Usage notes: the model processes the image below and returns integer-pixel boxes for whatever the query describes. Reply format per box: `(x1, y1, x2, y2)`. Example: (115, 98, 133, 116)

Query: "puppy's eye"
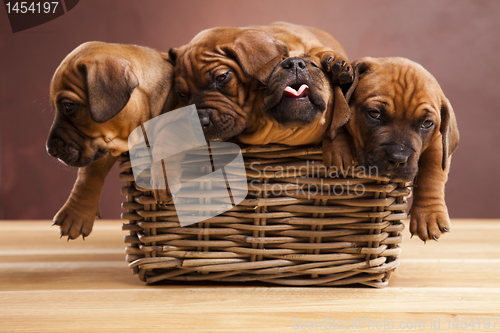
(215, 72, 229, 83)
(177, 92, 188, 100)
(421, 119, 434, 129)
(62, 102, 76, 116)
(367, 109, 381, 120)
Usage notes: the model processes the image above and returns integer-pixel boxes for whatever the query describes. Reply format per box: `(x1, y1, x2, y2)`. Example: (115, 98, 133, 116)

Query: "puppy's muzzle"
(46, 137, 62, 158)
(46, 134, 80, 165)
(385, 145, 413, 168)
(365, 144, 417, 181)
(46, 136, 75, 159)
(197, 108, 212, 128)
(281, 57, 307, 75)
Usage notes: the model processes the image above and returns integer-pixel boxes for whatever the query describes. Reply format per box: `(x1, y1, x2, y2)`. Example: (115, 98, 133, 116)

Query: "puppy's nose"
(387, 154, 408, 167)
(281, 57, 307, 74)
(46, 137, 62, 158)
(385, 146, 413, 168)
(47, 145, 58, 158)
(197, 109, 212, 128)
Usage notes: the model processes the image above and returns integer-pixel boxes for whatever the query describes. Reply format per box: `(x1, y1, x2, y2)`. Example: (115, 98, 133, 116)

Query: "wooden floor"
(1, 219, 499, 332)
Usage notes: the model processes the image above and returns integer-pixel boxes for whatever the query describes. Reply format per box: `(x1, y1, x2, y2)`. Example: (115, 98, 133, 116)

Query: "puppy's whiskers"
(252, 85, 268, 93)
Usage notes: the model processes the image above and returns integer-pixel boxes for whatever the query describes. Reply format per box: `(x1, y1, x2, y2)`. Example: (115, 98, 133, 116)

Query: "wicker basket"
(119, 144, 409, 288)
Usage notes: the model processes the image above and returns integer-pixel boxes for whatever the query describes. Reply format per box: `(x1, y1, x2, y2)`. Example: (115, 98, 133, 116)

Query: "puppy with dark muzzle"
(238, 22, 354, 168)
(46, 42, 176, 240)
(338, 57, 459, 242)
(168, 22, 353, 152)
(239, 55, 339, 146)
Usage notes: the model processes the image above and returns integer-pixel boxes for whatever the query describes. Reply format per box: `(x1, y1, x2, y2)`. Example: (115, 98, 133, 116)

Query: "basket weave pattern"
(120, 145, 408, 288)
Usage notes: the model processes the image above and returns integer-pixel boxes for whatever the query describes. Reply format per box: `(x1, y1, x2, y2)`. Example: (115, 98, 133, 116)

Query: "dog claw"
(410, 233, 414, 239)
(432, 235, 438, 242)
(442, 227, 449, 233)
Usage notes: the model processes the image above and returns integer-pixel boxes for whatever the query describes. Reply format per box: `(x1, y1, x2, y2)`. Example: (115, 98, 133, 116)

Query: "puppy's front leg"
(410, 142, 451, 242)
(53, 154, 118, 240)
(322, 127, 356, 170)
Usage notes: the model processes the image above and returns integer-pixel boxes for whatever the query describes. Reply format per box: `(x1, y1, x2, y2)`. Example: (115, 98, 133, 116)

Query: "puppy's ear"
(222, 29, 289, 83)
(440, 96, 459, 170)
(159, 52, 178, 111)
(83, 55, 139, 123)
(329, 85, 351, 138)
(343, 59, 371, 103)
(329, 60, 371, 138)
(167, 46, 185, 66)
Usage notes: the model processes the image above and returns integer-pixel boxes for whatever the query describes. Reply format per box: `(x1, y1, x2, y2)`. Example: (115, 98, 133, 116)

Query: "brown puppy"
(46, 41, 176, 240)
(238, 22, 353, 163)
(168, 25, 289, 141)
(340, 57, 459, 242)
(170, 22, 353, 167)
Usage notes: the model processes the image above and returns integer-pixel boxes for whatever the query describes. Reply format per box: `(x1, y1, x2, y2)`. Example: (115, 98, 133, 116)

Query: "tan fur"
(46, 42, 175, 240)
(238, 22, 352, 151)
(342, 57, 459, 241)
(170, 22, 353, 167)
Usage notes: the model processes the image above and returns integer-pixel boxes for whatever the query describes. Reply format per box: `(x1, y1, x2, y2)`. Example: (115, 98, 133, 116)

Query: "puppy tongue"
(284, 84, 309, 98)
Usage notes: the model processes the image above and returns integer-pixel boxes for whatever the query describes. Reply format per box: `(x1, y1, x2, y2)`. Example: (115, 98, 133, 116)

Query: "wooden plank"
(1, 219, 499, 332)
(401, 219, 500, 260)
(2, 258, 500, 291)
(1, 288, 499, 332)
(0, 220, 125, 250)
(391, 259, 500, 288)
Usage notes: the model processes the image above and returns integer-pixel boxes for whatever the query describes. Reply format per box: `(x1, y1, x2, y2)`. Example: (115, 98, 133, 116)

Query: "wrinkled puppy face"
(263, 56, 330, 126)
(169, 27, 288, 141)
(347, 57, 451, 182)
(46, 42, 139, 167)
(171, 46, 250, 141)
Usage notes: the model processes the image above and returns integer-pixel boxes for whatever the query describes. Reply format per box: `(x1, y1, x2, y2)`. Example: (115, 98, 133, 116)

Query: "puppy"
(238, 22, 353, 165)
(340, 57, 459, 242)
(168, 25, 289, 141)
(169, 22, 354, 167)
(46, 41, 176, 240)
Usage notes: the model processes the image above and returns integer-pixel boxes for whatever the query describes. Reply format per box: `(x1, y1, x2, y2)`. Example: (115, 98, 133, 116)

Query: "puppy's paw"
(322, 131, 356, 169)
(322, 148, 355, 170)
(320, 52, 353, 85)
(53, 201, 99, 240)
(409, 205, 451, 242)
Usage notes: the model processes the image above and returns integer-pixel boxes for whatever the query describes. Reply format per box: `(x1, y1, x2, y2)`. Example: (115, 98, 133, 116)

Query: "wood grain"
(1, 219, 499, 332)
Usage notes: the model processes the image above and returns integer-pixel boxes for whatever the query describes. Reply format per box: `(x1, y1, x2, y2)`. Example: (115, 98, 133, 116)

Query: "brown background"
(1, 0, 499, 220)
